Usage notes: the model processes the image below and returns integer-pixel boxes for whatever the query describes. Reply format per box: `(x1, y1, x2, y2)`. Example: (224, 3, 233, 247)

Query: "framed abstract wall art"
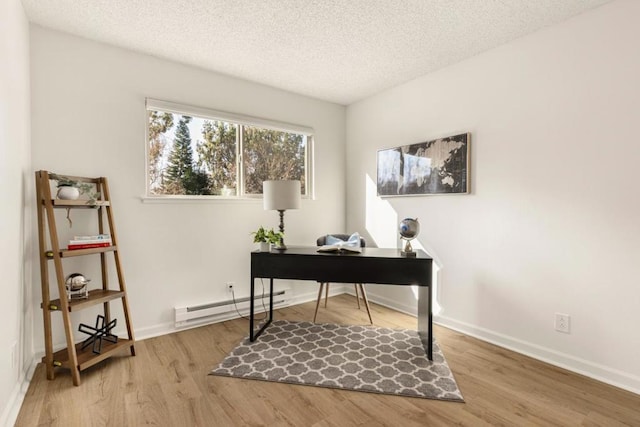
(377, 132, 470, 196)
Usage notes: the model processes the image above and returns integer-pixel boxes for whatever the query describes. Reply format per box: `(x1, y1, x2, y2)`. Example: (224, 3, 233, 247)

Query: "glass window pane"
(147, 110, 237, 196)
(242, 126, 307, 195)
(148, 110, 176, 195)
(146, 102, 311, 199)
(196, 120, 238, 196)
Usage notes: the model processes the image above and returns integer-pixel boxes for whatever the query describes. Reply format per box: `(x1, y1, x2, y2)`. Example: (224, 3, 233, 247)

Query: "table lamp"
(263, 180, 301, 250)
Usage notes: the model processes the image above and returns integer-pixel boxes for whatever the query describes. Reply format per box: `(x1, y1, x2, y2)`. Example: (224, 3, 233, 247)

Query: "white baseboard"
(351, 289, 418, 317)
(0, 358, 38, 427)
(0, 382, 22, 427)
(360, 290, 640, 396)
(435, 315, 640, 396)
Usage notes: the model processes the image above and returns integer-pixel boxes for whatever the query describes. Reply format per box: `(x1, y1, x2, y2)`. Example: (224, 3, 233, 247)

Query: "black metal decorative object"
(78, 315, 118, 354)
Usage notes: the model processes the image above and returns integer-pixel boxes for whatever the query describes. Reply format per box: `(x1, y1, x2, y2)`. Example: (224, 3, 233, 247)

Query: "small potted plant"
(51, 174, 101, 227)
(252, 226, 284, 251)
(56, 177, 81, 200)
(53, 175, 99, 206)
(266, 228, 284, 249)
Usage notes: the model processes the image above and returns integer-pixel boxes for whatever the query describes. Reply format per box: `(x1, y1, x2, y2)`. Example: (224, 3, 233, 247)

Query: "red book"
(67, 242, 111, 250)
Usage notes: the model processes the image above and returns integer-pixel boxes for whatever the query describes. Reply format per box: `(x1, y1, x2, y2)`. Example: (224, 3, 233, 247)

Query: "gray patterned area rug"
(210, 320, 463, 401)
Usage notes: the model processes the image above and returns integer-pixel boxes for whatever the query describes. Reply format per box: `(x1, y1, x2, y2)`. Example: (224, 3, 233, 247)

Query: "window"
(146, 99, 312, 198)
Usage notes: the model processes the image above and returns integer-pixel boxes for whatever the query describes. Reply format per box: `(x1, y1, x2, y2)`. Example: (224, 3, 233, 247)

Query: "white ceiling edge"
(21, 0, 614, 105)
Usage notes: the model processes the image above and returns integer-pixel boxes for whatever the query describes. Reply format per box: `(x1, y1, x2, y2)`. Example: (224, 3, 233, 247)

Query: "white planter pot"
(57, 186, 80, 200)
(259, 242, 270, 252)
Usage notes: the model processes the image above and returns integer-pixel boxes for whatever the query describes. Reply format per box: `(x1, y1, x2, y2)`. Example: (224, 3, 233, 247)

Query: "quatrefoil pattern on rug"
(211, 320, 463, 401)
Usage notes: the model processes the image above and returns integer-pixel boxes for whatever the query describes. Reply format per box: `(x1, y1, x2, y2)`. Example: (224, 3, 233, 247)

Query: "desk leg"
(250, 275, 255, 341)
(417, 285, 433, 361)
(249, 276, 273, 342)
(269, 278, 274, 320)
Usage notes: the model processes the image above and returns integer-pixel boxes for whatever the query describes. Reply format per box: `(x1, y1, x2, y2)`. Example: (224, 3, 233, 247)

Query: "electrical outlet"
(555, 313, 571, 333)
(226, 282, 234, 292)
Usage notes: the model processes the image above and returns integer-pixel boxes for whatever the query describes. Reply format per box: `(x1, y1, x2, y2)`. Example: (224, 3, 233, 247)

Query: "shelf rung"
(45, 246, 117, 258)
(44, 338, 134, 371)
(50, 199, 109, 208)
(43, 289, 126, 312)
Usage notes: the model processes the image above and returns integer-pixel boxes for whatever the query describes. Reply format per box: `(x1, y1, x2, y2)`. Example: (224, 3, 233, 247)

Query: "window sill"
(140, 195, 262, 204)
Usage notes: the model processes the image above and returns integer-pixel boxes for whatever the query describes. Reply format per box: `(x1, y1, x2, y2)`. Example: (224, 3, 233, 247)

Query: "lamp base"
(274, 236, 287, 251)
(274, 210, 287, 250)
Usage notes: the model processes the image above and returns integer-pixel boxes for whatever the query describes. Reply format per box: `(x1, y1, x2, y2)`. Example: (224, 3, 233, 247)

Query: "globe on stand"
(399, 218, 420, 257)
(65, 273, 90, 300)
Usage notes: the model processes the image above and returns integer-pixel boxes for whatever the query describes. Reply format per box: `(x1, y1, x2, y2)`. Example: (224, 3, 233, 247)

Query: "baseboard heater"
(174, 289, 289, 328)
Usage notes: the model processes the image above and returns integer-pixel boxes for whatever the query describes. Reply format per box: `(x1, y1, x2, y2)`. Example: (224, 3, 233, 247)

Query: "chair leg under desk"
(314, 283, 325, 323)
(324, 283, 329, 307)
(358, 284, 373, 325)
(313, 282, 373, 325)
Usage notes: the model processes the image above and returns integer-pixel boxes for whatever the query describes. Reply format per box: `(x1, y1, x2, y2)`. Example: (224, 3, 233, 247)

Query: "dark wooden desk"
(250, 246, 434, 360)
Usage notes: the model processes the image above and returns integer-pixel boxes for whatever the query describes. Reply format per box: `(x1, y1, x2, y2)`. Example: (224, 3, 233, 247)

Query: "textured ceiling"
(21, 0, 613, 105)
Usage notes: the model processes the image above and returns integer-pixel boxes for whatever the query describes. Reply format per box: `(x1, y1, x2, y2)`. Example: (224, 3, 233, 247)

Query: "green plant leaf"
(251, 226, 268, 243)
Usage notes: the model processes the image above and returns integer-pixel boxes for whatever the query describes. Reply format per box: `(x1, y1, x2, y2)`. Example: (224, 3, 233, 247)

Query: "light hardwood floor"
(16, 294, 640, 426)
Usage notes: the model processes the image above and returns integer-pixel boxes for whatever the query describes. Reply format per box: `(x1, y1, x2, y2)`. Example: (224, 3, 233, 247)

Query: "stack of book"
(68, 234, 112, 250)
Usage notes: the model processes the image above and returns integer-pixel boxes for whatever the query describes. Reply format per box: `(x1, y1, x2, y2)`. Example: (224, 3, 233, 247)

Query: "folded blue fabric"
(326, 232, 360, 247)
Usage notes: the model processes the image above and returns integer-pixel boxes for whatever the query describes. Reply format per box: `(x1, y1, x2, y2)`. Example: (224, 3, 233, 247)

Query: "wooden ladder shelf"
(35, 170, 135, 386)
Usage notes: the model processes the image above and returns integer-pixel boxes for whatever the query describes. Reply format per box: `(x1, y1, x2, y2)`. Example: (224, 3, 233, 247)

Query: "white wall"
(346, 0, 640, 393)
(30, 26, 346, 346)
(0, 0, 32, 425)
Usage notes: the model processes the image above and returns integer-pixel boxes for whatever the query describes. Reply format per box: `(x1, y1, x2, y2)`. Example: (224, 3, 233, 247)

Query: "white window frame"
(143, 98, 314, 201)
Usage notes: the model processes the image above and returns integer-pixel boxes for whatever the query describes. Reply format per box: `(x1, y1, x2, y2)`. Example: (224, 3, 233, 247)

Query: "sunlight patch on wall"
(365, 174, 397, 248)
(365, 174, 441, 315)
(402, 231, 442, 315)
(409, 238, 442, 315)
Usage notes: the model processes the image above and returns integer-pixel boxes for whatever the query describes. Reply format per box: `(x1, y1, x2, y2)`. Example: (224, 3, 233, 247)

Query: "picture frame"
(377, 132, 470, 196)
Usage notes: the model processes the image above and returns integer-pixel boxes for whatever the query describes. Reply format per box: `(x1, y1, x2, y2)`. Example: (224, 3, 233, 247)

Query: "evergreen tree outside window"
(145, 99, 312, 198)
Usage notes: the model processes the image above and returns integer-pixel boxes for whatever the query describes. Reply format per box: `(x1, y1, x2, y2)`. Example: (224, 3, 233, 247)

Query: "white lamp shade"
(263, 180, 301, 210)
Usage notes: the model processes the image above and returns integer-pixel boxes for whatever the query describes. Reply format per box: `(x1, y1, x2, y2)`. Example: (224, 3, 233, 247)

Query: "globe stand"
(401, 239, 417, 257)
(399, 217, 420, 258)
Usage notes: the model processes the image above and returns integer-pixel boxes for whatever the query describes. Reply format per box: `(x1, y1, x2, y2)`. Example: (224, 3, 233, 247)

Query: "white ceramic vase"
(57, 186, 80, 200)
(259, 242, 270, 252)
